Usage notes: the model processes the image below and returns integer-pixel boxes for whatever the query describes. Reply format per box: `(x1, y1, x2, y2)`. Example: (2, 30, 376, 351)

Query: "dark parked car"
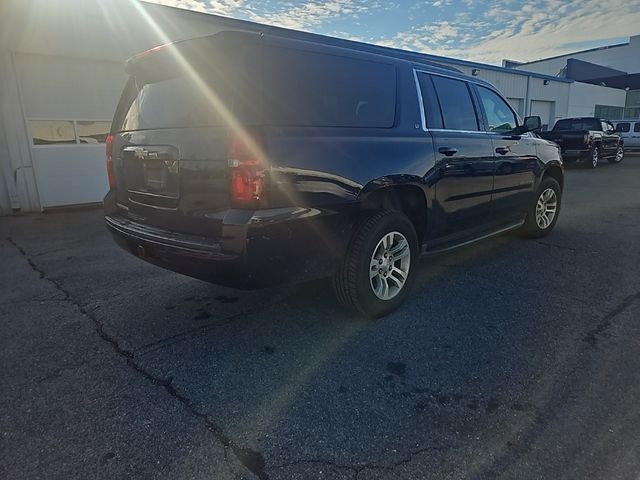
(540, 117, 624, 168)
(104, 30, 564, 318)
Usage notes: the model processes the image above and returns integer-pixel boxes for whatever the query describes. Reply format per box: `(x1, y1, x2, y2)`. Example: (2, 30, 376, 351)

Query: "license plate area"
(123, 145, 180, 206)
(143, 160, 168, 191)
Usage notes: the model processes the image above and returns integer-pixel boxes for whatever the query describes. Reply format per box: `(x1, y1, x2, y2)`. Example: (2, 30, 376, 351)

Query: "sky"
(148, 0, 640, 65)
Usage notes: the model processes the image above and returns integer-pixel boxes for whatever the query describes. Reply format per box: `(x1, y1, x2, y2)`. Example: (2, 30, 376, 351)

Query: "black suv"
(104, 30, 564, 318)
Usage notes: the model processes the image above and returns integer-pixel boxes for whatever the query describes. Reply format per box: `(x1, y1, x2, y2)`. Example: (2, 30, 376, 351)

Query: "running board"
(422, 220, 525, 256)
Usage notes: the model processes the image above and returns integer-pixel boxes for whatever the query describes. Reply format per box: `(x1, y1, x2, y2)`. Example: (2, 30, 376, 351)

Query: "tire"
(333, 210, 418, 319)
(521, 177, 562, 238)
(586, 145, 599, 169)
(608, 144, 624, 164)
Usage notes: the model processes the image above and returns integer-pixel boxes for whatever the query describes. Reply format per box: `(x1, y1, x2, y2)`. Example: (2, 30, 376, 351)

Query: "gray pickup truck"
(540, 117, 624, 169)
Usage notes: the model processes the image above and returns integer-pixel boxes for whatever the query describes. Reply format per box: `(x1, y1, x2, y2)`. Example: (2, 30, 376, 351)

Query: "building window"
(29, 120, 76, 145)
(77, 121, 111, 144)
(594, 105, 624, 120)
(29, 120, 111, 146)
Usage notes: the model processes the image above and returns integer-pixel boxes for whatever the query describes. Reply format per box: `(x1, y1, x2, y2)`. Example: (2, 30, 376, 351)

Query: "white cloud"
(150, 0, 245, 16)
(374, 0, 640, 64)
(247, 0, 371, 30)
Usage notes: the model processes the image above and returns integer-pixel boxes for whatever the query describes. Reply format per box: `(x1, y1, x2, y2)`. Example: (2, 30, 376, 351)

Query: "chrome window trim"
(413, 69, 427, 132)
(413, 68, 488, 134)
(428, 128, 489, 135)
(414, 68, 491, 89)
(413, 67, 524, 135)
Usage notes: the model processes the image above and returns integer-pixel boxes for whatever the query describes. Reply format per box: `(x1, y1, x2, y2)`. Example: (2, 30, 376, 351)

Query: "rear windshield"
(261, 45, 396, 128)
(553, 118, 600, 131)
(114, 36, 260, 132)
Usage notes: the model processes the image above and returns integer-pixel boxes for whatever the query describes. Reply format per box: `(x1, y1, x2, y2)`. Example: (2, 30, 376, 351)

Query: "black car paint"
(105, 31, 563, 289)
(540, 117, 623, 162)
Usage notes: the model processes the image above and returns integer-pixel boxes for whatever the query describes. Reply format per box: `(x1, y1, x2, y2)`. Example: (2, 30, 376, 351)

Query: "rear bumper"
(105, 205, 352, 289)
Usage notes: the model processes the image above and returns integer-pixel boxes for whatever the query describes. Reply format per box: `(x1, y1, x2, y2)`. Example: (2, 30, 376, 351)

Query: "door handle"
(495, 146, 510, 155)
(438, 147, 458, 156)
(502, 135, 521, 140)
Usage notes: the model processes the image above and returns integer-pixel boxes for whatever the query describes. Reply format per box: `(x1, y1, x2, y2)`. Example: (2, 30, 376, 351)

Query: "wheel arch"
(542, 163, 564, 190)
(358, 177, 429, 244)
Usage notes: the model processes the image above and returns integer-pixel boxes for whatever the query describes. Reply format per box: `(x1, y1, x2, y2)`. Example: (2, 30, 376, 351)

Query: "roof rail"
(260, 25, 462, 73)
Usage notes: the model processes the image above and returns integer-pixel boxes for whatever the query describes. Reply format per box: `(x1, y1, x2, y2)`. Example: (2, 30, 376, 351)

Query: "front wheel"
(586, 145, 599, 169)
(521, 177, 562, 238)
(608, 145, 624, 164)
(333, 210, 418, 319)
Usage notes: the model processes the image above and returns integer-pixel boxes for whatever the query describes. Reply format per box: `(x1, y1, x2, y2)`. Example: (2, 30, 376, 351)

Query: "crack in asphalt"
(582, 290, 640, 347)
(7, 236, 270, 480)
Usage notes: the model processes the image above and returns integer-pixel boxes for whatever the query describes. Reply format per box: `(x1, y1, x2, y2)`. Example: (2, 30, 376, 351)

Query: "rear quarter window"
(635, 123, 640, 132)
(261, 46, 396, 128)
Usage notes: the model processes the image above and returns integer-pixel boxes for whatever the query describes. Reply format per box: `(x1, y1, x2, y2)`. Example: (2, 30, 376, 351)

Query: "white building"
(0, 0, 629, 214)
(506, 35, 640, 119)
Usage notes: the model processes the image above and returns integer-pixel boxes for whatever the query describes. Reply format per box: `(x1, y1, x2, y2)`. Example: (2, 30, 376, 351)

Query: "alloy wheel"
(535, 188, 558, 230)
(615, 146, 624, 162)
(369, 231, 411, 301)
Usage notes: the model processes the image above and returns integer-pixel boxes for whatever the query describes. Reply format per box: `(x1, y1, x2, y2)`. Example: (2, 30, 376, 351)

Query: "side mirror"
(520, 116, 541, 133)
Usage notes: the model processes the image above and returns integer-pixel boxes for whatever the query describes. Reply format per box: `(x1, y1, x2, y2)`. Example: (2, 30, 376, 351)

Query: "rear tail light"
(228, 129, 268, 208)
(105, 135, 116, 189)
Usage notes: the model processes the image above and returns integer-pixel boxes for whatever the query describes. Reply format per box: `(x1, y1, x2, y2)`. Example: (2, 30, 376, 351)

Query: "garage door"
(16, 52, 126, 207)
(530, 100, 555, 131)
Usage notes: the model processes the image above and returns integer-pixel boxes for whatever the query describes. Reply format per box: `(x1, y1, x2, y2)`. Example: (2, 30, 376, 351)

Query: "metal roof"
(513, 41, 630, 67)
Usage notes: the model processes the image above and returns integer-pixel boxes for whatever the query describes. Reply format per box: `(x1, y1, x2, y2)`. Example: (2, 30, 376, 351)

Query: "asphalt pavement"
(2, 157, 640, 480)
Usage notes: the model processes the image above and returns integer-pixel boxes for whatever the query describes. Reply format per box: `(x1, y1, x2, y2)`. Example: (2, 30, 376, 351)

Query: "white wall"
(16, 53, 127, 121)
(567, 82, 627, 118)
(0, 49, 42, 213)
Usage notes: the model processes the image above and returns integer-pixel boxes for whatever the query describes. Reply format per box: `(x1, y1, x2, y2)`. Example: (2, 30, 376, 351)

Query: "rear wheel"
(521, 177, 562, 238)
(334, 210, 418, 319)
(608, 144, 624, 164)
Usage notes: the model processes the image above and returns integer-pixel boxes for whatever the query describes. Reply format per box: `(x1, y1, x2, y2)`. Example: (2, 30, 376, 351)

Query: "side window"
(476, 86, 517, 133)
(262, 46, 396, 128)
(601, 121, 609, 132)
(431, 76, 479, 131)
(607, 121, 615, 132)
(616, 122, 630, 133)
(635, 123, 640, 133)
(416, 72, 443, 129)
